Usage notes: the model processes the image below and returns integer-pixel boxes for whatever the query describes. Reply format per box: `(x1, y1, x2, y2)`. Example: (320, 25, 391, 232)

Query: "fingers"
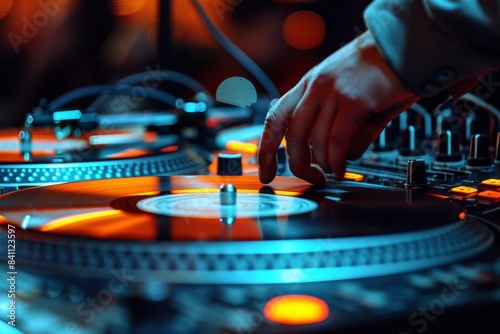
(345, 96, 420, 160)
(327, 106, 361, 180)
(309, 94, 338, 173)
(258, 84, 304, 184)
(285, 93, 327, 185)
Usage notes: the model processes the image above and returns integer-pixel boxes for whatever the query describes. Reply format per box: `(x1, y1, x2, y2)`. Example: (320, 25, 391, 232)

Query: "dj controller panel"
(0, 97, 499, 334)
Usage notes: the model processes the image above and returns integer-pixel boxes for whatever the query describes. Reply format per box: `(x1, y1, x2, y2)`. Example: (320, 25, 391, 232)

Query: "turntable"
(0, 127, 211, 191)
(1, 175, 499, 334)
(0, 22, 499, 334)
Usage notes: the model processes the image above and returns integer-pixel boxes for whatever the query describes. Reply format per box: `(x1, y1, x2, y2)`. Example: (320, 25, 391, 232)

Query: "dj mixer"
(0, 92, 499, 334)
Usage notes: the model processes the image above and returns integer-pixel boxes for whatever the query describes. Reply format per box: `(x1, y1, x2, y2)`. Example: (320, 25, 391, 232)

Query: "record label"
(136, 193, 319, 218)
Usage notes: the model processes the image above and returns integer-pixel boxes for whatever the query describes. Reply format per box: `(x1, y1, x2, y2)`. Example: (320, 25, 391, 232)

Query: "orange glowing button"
(477, 190, 500, 201)
(450, 186, 478, 196)
(264, 294, 329, 325)
(480, 178, 500, 189)
(226, 140, 258, 154)
(343, 172, 364, 182)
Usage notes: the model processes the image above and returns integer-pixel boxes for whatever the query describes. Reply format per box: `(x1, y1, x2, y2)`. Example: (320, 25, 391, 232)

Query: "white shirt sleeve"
(364, 0, 500, 96)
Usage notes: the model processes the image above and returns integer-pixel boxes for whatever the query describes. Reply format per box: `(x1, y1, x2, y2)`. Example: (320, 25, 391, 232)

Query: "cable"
(48, 84, 179, 111)
(458, 93, 500, 123)
(89, 70, 214, 110)
(118, 70, 211, 96)
(189, 0, 281, 100)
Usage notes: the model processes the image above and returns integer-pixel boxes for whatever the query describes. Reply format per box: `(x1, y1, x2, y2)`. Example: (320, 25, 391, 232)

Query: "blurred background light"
(264, 294, 329, 325)
(0, 0, 13, 20)
(111, 0, 148, 16)
(283, 10, 325, 50)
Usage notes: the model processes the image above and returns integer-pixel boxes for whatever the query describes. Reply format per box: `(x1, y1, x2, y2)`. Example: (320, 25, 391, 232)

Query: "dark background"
(0, 0, 372, 128)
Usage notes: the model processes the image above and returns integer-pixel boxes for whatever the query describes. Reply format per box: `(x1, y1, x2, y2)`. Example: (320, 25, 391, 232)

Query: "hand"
(258, 31, 420, 185)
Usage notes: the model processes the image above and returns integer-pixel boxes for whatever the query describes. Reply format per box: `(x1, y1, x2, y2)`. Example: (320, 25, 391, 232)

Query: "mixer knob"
(373, 121, 399, 152)
(466, 134, 493, 169)
(399, 125, 424, 158)
(435, 130, 463, 165)
(459, 111, 475, 151)
(217, 153, 243, 175)
(405, 159, 428, 188)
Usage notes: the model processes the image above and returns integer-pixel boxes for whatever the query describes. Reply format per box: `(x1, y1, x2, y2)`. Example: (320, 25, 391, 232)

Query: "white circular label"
(137, 193, 318, 218)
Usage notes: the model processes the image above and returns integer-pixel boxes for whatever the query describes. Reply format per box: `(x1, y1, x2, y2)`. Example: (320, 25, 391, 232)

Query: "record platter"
(0, 128, 210, 192)
(1, 174, 500, 334)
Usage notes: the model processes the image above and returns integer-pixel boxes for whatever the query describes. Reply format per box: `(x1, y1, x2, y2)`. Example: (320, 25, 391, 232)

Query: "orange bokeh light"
(0, 0, 13, 20)
(283, 10, 326, 50)
(112, 0, 148, 16)
(264, 294, 329, 325)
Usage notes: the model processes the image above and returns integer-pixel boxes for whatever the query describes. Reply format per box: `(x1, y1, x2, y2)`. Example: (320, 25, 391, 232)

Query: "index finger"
(258, 84, 304, 184)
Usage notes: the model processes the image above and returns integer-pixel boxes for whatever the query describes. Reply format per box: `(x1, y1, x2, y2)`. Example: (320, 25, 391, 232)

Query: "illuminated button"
(481, 178, 500, 189)
(226, 140, 258, 154)
(343, 172, 364, 182)
(264, 294, 329, 325)
(477, 190, 500, 201)
(450, 186, 478, 196)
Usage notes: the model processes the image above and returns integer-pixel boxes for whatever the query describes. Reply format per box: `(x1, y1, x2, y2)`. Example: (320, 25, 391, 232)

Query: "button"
(477, 190, 500, 201)
(343, 172, 364, 182)
(437, 68, 456, 82)
(450, 186, 478, 196)
(421, 81, 441, 95)
(481, 178, 500, 189)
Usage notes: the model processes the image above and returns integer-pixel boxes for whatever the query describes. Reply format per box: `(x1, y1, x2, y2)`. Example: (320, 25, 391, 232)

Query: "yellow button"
(225, 140, 258, 154)
(477, 190, 500, 200)
(450, 186, 478, 196)
(343, 172, 364, 182)
(481, 178, 500, 188)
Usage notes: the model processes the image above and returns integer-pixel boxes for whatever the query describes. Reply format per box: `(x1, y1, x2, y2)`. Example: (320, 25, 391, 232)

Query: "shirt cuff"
(364, 0, 500, 96)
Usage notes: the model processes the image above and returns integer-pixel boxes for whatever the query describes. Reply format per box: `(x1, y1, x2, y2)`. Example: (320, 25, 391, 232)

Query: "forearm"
(364, 0, 500, 96)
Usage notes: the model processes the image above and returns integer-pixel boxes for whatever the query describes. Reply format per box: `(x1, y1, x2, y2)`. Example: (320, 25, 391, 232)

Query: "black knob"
(217, 153, 242, 175)
(459, 111, 475, 150)
(435, 130, 463, 164)
(373, 121, 399, 152)
(399, 125, 424, 158)
(405, 159, 428, 188)
(467, 134, 493, 169)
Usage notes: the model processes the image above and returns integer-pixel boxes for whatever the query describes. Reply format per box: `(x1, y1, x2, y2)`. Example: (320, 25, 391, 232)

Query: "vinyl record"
(0, 175, 495, 284)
